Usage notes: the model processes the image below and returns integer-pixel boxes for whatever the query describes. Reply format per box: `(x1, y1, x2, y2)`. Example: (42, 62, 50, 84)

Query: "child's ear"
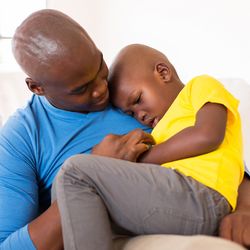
(25, 77, 45, 95)
(155, 62, 172, 83)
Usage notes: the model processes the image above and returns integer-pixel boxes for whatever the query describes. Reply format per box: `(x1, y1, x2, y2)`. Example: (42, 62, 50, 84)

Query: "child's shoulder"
(187, 74, 221, 85)
(186, 74, 224, 91)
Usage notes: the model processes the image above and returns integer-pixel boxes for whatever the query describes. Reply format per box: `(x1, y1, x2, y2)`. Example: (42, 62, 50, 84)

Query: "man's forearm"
(28, 201, 63, 250)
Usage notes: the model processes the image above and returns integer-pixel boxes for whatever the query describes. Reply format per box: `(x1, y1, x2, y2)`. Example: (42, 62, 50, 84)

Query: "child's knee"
(56, 154, 98, 187)
(63, 154, 98, 170)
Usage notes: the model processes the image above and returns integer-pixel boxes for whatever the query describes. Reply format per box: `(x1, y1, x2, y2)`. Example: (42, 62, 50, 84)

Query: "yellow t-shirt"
(152, 75, 244, 210)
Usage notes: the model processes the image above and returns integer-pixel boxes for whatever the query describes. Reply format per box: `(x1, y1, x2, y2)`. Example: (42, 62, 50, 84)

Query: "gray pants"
(53, 154, 230, 250)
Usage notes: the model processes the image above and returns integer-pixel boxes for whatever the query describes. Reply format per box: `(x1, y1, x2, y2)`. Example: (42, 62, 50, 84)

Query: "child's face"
(111, 76, 173, 128)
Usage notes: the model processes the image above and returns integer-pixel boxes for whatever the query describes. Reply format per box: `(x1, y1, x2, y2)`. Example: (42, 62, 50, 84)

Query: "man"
(0, 9, 249, 250)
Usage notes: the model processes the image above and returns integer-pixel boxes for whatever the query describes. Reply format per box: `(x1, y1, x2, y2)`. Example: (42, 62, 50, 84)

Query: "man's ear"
(25, 77, 45, 95)
(155, 62, 172, 83)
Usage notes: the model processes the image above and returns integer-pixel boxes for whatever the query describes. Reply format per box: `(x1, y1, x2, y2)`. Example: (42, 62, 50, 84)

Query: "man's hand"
(92, 129, 155, 162)
(219, 210, 250, 248)
(219, 176, 250, 249)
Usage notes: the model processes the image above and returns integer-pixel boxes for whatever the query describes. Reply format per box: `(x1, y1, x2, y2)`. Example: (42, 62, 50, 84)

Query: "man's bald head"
(12, 9, 99, 84)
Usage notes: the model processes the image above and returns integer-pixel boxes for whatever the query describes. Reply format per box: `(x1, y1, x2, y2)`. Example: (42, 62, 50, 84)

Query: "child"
(108, 43, 244, 228)
(54, 44, 244, 250)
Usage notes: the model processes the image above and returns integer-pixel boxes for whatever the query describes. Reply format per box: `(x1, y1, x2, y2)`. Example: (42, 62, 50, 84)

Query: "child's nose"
(137, 110, 146, 122)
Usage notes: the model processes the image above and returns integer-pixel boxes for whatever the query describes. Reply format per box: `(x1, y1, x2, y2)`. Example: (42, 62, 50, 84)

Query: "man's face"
(42, 51, 109, 113)
(16, 10, 110, 113)
(111, 75, 172, 128)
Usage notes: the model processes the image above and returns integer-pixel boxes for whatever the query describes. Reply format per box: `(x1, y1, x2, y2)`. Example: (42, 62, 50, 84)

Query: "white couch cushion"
(219, 78, 250, 175)
(115, 235, 246, 250)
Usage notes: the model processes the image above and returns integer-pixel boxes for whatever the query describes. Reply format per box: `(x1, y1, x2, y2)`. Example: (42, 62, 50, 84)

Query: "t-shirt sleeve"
(189, 75, 239, 123)
(0, 116, 37, 250)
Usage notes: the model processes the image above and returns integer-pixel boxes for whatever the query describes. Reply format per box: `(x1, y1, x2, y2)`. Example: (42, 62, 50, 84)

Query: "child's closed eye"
(134, 93, 141, 105)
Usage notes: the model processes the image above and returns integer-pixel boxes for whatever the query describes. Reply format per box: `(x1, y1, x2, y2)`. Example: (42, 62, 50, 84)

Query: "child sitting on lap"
(108, 43, 244, 232)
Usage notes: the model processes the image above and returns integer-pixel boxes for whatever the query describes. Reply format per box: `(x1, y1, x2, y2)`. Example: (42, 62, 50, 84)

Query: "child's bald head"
(109, 44, 179, 97)
(108, 44, 183, 127)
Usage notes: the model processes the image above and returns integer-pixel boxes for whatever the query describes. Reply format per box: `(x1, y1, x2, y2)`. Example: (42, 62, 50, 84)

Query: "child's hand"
(92, 129, 155, 162)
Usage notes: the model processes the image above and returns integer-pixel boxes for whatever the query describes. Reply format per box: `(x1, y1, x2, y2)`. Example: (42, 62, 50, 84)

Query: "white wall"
(0, 71, 31, 124)
(1, 0, 249, 123)
(47, 0, 250, 84)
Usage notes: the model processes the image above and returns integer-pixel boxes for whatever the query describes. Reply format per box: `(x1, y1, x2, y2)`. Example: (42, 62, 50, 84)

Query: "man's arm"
(0, 120, 63, 250)
(219, 175, 250, 248)
(139, 102, 227, 164)
(28, 202, 63, 250)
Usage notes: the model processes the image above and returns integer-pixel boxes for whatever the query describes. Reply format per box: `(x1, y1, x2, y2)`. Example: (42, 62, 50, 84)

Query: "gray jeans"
(52, 154, 230, 250)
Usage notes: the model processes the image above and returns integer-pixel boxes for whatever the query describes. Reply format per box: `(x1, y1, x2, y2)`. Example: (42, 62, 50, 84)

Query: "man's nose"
(92, 80, 108, 98)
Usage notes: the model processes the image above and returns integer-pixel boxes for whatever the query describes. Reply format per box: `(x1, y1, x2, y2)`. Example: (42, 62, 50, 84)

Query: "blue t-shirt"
(0, 95, 151, 249)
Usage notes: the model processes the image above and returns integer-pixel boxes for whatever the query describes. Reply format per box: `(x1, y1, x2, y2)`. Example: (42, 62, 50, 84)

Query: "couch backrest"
(220, 78, 250, 174)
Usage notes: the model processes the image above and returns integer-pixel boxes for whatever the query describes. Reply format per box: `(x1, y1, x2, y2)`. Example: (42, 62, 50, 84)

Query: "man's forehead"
(83, 51, 103, 83)
(69, 52, 104, 92)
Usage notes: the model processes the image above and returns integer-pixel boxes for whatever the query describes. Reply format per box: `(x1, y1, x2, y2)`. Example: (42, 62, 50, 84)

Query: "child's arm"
(139, 102, 227, 164)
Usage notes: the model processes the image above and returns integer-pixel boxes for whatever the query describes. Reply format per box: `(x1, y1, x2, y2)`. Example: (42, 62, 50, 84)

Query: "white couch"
(0, 76, 249, 250)
(114, 235, 246, 250)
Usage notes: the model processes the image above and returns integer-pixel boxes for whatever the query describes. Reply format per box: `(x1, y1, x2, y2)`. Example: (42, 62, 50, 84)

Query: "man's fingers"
(125, 143, 150, 161)
(125, 129, 155, 145)
(142, 133, 155, 145)
(219, 215, 232, 240)
(232, 218, 243, 245)
(219, 213, 250, 248)
(134, 143, 151, 160)
(242, 227, 250, 247)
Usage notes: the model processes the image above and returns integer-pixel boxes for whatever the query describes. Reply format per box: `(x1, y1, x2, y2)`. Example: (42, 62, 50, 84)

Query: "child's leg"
(55, 154, 230, 250)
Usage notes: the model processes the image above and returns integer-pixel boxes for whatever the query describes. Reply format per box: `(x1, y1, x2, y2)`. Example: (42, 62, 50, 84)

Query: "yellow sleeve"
(189, 75, 239, 123)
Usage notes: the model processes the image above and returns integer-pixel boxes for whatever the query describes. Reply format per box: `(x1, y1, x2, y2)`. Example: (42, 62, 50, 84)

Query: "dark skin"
(11, 10, 250, 250)
(220, 176, 250, 247)
(12, 10, 152, 250)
